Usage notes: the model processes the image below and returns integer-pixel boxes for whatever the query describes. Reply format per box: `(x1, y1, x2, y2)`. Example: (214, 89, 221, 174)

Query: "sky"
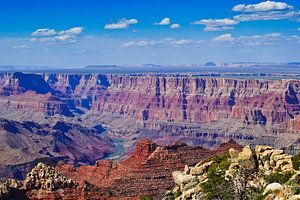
(1, 0, 300, 67)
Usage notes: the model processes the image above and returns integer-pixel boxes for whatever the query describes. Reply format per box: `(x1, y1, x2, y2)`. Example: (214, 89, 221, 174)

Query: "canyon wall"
(0, 72, 299, 149)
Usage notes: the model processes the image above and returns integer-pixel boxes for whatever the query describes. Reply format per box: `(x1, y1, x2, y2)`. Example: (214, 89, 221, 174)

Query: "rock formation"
(0, 72, 300, 184)
(0, 72, 299, 150)
(55, 139, 241, 199)
(165, 145, 300, 200)
(0, 139, 241, 199)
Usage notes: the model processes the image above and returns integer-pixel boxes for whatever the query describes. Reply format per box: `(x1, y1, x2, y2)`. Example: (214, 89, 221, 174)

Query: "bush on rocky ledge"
(164, 145, 300, 200)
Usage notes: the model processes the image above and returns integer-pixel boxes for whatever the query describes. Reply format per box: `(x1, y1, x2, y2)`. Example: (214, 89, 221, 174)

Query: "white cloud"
(212, 34, 234, 42)
(170, 24, 181, 29)
(235, 33, 283, 46)
(30, 35, 77, 44)
(232, 1, 293, 13)
(192, 18, 238, 31)
(58, 27, 83, 35)
(234, 10, 300, 21)
(232, 1, 299, 22)
(121, 32, 299, 48)
(104, 18, 138, 29)
(154, 18, 171, 25)
(31, 28, 57, 36)
(30, 27, 83, 45)
(204, 26, 234, 31)
(193, 18, 238, 26)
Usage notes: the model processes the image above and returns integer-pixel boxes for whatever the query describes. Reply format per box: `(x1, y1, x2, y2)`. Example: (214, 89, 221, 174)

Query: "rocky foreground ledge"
(3, 140, 300, 200)
(165, 145, 300, 200)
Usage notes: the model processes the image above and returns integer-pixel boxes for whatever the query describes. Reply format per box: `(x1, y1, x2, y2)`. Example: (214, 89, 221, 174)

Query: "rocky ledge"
(0, 163, 78, 199)
(165, 145, 300, 200)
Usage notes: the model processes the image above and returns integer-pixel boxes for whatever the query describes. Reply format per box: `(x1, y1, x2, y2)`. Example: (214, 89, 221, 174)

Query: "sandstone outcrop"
(0, 162, 80, 200)
(23, 162, 77, 191)
(165, 145, 300, 200)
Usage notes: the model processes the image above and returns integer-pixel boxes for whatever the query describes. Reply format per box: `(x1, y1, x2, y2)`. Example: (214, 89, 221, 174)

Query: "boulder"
(190, 161, 213, 176)
(264, 183, 283, 194)
(172, 171, 193, 186)
(238, 145, 253, 161)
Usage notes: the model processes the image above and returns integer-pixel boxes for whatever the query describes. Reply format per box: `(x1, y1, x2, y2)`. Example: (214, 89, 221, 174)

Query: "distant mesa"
(287, 62, 300, 66)
(205, 62, 217, 67)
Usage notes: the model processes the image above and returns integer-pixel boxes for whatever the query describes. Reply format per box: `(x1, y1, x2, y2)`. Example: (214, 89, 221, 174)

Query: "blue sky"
(1, 0, 300, 67)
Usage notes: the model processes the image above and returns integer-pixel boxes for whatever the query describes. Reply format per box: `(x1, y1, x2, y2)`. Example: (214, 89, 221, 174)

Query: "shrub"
(292, 153, 300, 170)
(200, 152, 235, 200)
(264, 171, 294, 185)
(174, 190, 182, 198)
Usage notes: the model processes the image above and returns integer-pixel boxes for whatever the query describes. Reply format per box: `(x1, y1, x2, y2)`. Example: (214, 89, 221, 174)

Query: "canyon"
(0, 72, 300, 180)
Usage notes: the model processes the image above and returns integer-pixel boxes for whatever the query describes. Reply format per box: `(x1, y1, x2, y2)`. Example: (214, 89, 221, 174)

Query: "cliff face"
(0, 72, 299, 148)
(95, 75, 300, 129)
(1, 73, 299, 128)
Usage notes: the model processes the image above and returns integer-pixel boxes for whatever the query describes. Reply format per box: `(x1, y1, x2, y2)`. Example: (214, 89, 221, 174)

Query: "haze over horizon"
(1, 0, 300, 67)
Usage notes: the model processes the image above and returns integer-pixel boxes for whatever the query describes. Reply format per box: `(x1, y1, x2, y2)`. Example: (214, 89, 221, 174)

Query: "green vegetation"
(174, 190, 182, 198)
(264, 171, 294, 185)
(140, 195, 153, 200)
(200, 153, 235, 200)
(292, 153, 300, 170)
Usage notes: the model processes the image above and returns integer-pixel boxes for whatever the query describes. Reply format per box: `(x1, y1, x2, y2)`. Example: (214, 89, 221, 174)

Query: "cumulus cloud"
(104, 18, 138, 29)
(234, 10, 300, 21)
(31, 28, 57, 36)
(192, 18, 238, 31)
(232, 1, 299, 21)
(170, 39, 193, 45)
(58, 27, 83, 35)
(154, 18, 171, 25)
(212, 34, 234, 42)
(30, 27, 83, 45)
(170, 24, 181, 29)
(232, 1, 293, 13)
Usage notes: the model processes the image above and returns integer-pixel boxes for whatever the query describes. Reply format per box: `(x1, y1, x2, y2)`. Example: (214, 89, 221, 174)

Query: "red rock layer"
(93, 76, 300, 134)
(56, 139, 242, 199)
(0, 73, 299, 134)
